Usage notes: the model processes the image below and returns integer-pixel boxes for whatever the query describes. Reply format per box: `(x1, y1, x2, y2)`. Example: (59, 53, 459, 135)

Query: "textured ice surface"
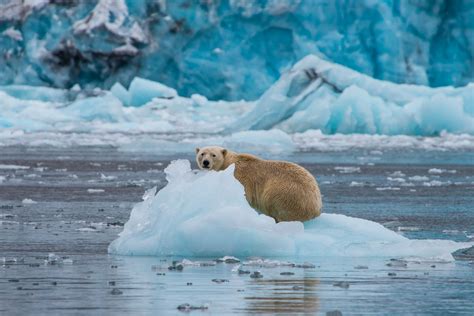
(1, 55, 473, 138)
(108, 160, 472, 260)
(0, 0, 472, 100)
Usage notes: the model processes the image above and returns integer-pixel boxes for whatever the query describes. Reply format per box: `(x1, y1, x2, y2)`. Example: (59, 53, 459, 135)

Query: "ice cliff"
(0, 0, 473, 100)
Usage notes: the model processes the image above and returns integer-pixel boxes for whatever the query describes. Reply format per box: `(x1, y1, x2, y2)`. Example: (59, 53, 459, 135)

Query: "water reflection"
(240, 278, 320, 314)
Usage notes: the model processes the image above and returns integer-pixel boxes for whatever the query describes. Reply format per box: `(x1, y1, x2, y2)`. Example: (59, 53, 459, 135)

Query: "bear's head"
(195, 146, 227, 171)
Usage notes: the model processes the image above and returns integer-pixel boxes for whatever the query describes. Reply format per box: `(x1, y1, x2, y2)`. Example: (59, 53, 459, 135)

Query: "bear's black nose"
(203, 160, 210, 167)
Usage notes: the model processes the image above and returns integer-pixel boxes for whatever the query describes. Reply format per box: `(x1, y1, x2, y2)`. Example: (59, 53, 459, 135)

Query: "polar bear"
(195, 146, 322, 222)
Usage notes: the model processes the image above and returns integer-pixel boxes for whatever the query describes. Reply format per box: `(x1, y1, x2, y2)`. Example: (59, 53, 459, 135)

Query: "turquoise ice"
(0, 0, 472, 100)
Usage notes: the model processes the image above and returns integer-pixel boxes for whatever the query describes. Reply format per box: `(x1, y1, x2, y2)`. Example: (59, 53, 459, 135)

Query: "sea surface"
(1, 145, 473, 315)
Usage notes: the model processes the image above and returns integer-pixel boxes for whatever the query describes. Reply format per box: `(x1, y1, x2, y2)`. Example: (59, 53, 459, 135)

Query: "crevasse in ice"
(1, 0, 472, 100)
(1, 55, 473, 137)
(108, 160, 472, 260)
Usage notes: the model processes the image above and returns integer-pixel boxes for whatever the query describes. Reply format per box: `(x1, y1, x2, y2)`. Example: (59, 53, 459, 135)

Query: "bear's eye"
(212, 154, 216, 157)
(201, 153, 204, 156)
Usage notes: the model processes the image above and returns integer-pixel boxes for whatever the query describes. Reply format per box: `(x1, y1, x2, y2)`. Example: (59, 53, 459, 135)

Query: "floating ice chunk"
(216, 256, 240, 263)
(22, 198, 37, 204)
(63, 258, 74, 264)
(0, 176, 5, 183)
(423, 180, 452, 187)
(0, 164, 29, 170)
(45, 253, 61, 265)
(77, 227, 98, 232)
(376, 187, 400, 191)
(409, 176, 430, 181)
(334, 166, 361, 174)
(65, 93, 126, 122)
(0, 85, 69, 102)
(125, 77, 178, 107)
(101, 174, 117, 181)
(389, 171, 405, 177)
(387, 177, 406, 183)
(87, 189, 105, 193)
(428, 168, 456, 174)
(349, 181, 364, 187)
(229, 55, 474, 135)
(109, 160, 472, 260)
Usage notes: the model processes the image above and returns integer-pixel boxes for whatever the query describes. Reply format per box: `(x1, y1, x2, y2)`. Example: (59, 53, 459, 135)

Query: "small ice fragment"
(376, 187, 400, 191)
(45, 253, 61, 265)
(409, 176, 429, 181)
(387, 177, 405, 183)
(216, 256, 240, 263)
(63, 258, 73, 264)
(24, 174, 39, 178)
(0, 164, 30, 170)
(423, 180, 451, 187)
(22, 198, 37, 204)
(349, 181, 364, 187)
(77, 227, 97, 232)
(87, 189, 105, 193)
(389, 171, 405, 177)
(334, 166, 361, 173)
(101, 174, 117, 180)
(397, 227, 420, 232)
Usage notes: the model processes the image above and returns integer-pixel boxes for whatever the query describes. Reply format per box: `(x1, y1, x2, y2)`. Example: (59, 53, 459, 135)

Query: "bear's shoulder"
(235, 153, 260, 162)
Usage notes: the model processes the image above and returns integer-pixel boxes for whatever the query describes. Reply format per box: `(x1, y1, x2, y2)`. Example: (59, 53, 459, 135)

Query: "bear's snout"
(203, 160, 210, 168)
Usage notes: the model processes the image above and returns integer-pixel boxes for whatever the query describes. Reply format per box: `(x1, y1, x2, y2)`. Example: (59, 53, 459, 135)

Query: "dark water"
(1, 146, 473, 315)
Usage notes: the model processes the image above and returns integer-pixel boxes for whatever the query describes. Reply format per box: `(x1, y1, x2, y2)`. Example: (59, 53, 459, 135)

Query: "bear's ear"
(195, 147, 200, 154)
(222, 149, 227, 156)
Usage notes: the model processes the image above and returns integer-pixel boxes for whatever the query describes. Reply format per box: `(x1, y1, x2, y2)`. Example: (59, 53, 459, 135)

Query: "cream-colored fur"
(195, 146, 322, 222)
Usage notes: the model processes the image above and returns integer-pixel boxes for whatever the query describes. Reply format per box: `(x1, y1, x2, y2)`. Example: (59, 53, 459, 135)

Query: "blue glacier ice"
(1, 55, 472, 139)
(108, 160, 472, 259)
(229, 55, 474, 135)
(0, 0, 472, 100)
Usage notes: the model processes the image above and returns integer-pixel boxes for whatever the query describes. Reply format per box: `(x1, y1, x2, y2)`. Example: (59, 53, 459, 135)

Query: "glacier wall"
(0, 0, 473, 101)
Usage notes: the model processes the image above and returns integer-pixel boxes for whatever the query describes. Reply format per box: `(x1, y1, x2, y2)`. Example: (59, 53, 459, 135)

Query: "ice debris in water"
(428, 168, 456, 174)
(22, 198, 37, 204)
(0, 56, 473, 138)
(108, 160, 473, 261)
